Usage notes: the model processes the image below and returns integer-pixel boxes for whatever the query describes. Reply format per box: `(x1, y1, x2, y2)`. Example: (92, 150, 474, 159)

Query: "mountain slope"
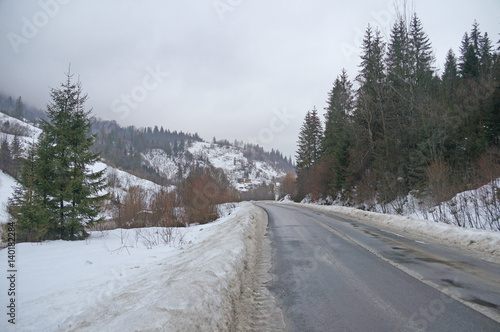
(91, 118, 294, 190)
(142, 141, 288, 190)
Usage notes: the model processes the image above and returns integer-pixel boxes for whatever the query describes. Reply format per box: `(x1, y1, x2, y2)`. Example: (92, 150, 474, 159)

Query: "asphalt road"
(256, 203, 500, 332)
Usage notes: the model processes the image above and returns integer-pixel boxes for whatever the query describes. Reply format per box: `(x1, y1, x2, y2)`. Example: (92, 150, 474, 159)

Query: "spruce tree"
(7, 144, 51, 242)
(356, 25, 386, 149)
(386, 18, 412, 162)
(295, 107, 323, 175)
(353, 25, 387, 194)
(459, 32, 480, 78)
(0, 137, 12, 174)
(442, 49, 459, 101)
(409, 14, 434, 87)
(33, 72, 108, 240)
(479, 32, 493, 77)
(406, 14, 436, 189)
(14, 96, 24, 120)
(323, 70, 353, 192)
(295, 107, 323, 200)
(386, 18, 410, 89)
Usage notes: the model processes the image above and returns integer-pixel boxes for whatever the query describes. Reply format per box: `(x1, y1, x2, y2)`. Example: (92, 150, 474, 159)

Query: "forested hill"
(91, 119, 203, 176)
(90, 119, 294, 185)
(0, 95, 294, 186)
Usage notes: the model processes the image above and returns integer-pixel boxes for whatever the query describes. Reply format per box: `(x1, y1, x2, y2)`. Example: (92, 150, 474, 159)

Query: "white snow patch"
(0, 202, 266, 331)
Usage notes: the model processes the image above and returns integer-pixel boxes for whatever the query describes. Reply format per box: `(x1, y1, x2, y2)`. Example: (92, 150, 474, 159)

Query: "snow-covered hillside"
(0, 113, 42, 150)
(142, 141, 287, 189)
(1, 112, 290, 198)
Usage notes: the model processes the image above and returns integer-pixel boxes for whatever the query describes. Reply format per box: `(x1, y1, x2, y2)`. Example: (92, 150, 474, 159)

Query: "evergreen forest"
(295, 17, 500, 211)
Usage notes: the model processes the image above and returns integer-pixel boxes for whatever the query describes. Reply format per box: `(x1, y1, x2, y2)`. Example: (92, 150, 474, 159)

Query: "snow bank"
(274, 201, 500, 258)
(0, 202, 267, 331)
(326, 179, 500, 232)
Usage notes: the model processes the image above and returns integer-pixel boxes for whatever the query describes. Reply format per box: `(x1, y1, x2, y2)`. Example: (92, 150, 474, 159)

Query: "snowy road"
(257, 203, 500, 331)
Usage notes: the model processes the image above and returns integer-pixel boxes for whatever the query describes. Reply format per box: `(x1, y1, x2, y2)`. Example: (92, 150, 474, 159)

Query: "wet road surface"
(256, 203, 500, 332)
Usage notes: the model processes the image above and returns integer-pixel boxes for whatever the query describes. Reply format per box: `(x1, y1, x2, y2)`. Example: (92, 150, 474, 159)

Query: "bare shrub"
(134, 228, 186, 249)
(179, 166, 234, 225)
(115, 186, 148, 228)
(280, 172, 298, 199)
(474, 148, 500, 186)
(426, 160, 453, 204)
(150, 188, 183, 227)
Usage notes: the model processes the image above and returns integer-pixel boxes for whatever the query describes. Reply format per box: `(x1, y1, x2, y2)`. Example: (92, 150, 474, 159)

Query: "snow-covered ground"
(0, 202, 267, 331)
(274, 200, 500, 259)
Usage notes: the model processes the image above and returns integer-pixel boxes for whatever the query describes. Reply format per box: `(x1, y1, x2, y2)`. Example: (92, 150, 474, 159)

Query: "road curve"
(256, 202, 500, 332)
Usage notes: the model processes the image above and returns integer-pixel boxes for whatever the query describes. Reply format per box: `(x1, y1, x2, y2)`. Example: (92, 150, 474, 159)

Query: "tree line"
(295, 16, 500, 210)
(91, 119, 294, 186)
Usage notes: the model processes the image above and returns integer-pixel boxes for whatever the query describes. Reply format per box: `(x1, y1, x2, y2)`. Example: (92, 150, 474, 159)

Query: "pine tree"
(353, 25, 387, 192)
(406, 14, 436, 189)
(295, 107, 323, 200)
(442, 49, 459, 100)
(409, 14, 434, 87)
(459, 32, 480, 78)
(483, 36, 500, 146)
(479, 32, 493, 77)
(295, 107, 322, 175)
(356, 25, 386, 150)
(470, 21, 482, 57)
(14, 96, 24, 120)
(7, 144, 50, 242)
(33, 71, 108, 240)
(10, 135, 22, 178)
(386, 18, 410, 89)
(173, 140, 179, 156)
(385, 17, 412, 162)
(323, 69, 353, 192)
(0, 137, 12, 174)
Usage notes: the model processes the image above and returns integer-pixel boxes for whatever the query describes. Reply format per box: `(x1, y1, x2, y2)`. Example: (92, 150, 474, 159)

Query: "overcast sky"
(0, 0, 498, 159)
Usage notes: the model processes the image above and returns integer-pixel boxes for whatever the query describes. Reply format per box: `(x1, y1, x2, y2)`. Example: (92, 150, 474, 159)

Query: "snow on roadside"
(273, 201, 500, 258)
(0, 202, 266, 331)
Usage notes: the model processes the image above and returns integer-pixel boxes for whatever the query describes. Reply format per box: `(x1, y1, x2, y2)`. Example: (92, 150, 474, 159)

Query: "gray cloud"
(1, 0, 498, 159)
